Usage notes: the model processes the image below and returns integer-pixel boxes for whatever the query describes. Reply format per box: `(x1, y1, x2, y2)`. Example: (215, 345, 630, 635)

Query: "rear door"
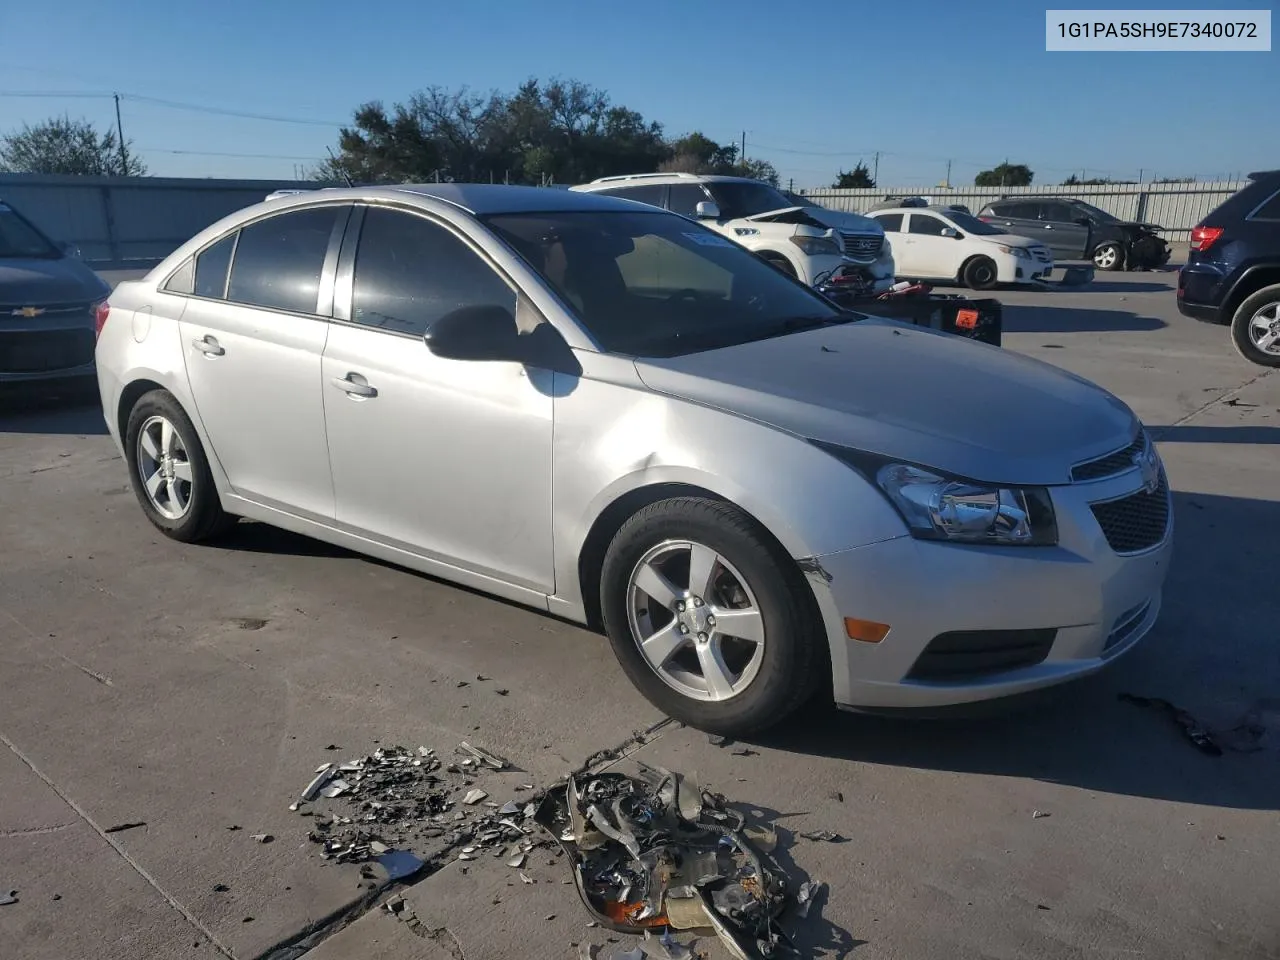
(991, 201, 1049, 245)
(1040, 201, 1091, 258)
(175, 204, 348, 519)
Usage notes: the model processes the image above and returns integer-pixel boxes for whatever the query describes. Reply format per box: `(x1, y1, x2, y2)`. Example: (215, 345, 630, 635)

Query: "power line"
(139, 147, 325, 161)
(0, 89, 345, 127)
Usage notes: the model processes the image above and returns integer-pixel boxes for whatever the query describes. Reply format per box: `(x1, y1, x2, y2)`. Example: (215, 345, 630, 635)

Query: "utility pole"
(788, 177, 794, 192)
(113, 93, 129, 175)
(873, 151, 880, 183)
(945, 159, 952, 187)
(741, 131, 746, 163)
(1138, 167, 1144, 183)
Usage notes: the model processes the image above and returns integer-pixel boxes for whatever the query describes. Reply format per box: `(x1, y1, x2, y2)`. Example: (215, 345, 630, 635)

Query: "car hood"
(1117, 221, 1165, 234)
(976, 232, 1040, 249)
(789, 205, 886, 235)
(633, 319, 1138, 486)
(0, 256, 109, 304)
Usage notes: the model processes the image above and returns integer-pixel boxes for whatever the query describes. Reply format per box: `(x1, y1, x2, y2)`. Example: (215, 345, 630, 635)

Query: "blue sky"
(0, 0, 1274, 188)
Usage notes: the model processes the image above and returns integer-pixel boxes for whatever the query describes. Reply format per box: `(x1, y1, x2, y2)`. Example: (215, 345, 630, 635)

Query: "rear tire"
(1092, 242, 1124, 271)
(599, 497, 824, 737)
(124, 389, 237, 542)
(1230, 284, 1280, 368)
(962, 256, 999, 290)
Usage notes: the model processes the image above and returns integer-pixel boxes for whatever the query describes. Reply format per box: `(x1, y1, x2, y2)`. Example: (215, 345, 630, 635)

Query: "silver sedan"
(95, 185, 1173, 735)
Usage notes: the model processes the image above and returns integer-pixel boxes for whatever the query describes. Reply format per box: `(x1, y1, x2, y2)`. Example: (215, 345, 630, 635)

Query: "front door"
(321, 206, 555, 593)
(991, 201, 1049, 247)
(899, 212, 963, 280)
(177, 205, 347, 519)
(1040, 202, 1092, 259)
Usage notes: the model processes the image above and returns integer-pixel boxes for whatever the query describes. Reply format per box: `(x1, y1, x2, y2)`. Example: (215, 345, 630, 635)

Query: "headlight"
(790, 235, 843, 257)
(997, 244, 1032, 259)
(813, 443, 1058, 546)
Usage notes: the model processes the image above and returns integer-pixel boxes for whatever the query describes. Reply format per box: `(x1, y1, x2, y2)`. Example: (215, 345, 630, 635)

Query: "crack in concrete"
(0, 730, 237, 959)
(58, 654, 114, 686)
(0, 821, 78, 838)
(1151, 368, 1275, 438)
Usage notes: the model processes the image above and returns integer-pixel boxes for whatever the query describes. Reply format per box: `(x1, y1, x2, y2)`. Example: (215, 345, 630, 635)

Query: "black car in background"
(1177, 170, 1280, 367)
(977, 196, 1171, 271)
(0, 198, 109, 395)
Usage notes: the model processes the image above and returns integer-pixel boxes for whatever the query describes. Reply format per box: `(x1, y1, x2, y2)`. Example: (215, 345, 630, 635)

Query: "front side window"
(226, 206, 339, 314)
(0, 204, 59, 258)
(600, 185, 666, 208)
(873, 213, 904, 232)
(945, 211, 1006, 236)
(907, 214, 947, 236)
(350, 207, 516, 338)
(702, 181, 793, 219)
(667, 183, 712, 217)
(484, 209, 843, 358)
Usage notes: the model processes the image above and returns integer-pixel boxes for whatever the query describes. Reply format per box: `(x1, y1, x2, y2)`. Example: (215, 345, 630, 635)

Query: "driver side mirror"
(941, 227, 960, 239)
(694, 201, 721, 220)
(58, 240, 81, 259)
(424, 305, 526, 362)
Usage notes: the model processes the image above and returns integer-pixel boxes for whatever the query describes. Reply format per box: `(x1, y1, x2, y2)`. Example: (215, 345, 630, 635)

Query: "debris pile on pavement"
(533, 761, 796, 959)
(1118, 693, 1278, 756)
(290, 741, 541, 877)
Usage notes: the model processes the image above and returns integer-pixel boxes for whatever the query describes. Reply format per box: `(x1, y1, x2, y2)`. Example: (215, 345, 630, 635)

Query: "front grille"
(0, 329, 95, 373)
(1090, 473, 1171, 554)
(907, 628, 1057, 681)
(839, 232, 883, 261)
(1072, 434, 1145, 482)
(0, 301, 93, 319)
(1031, 247, 1051, 263)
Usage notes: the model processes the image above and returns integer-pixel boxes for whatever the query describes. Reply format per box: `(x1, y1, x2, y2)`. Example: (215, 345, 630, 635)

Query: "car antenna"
(325, 146, 353, 187)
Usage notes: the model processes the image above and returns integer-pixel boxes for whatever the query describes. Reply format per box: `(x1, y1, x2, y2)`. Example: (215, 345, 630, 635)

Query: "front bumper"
(806, 467, 1173, 709)
(1000, 254, 1055, 285)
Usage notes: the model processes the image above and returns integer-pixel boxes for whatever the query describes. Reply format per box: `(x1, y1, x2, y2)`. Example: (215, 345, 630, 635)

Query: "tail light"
(93, 300, 110, 339)
(1189, 225, 1224, 252)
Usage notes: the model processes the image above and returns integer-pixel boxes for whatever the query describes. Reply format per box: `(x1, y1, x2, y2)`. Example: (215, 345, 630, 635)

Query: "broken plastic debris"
(612, 949, 645, 960)
(799, 829, 847, 843)
(651, 930, 694, 960)
(369, 841, 390, 855)
(1118, 693, 1223, 756)
(500, 801, 522, 815)
(0, 891, 16, 906)
(520, 872, 534, 884)
(743, 825, 777, 853)
(103, 821, 146, 834)
(320, 778, 351, 799)
(462, 789, 488, 805)
(1032, 810, 1050, 820)
(457, 741, 508, 770)
(796, 880, 824, 918)
(417, 746, 432, 757)
(250, 834, 274, 844)
(579, 945, 600, 960)
(377, 850, 425, 881)
(507, 853, 527, 868)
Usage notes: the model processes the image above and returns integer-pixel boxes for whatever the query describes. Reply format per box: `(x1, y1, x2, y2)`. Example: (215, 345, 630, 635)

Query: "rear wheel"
(1230, 284, 1280, 368)
(124, 389, 237, 542)
(962, 256, 998, 290)
(1092, 242, 1124, 271)
(599, 497, 824, 736)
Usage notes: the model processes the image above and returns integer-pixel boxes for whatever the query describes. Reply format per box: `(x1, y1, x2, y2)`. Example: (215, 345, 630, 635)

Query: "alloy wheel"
(1248, 302, 1280, 355)
(136, 414, 194, 520)
(1094, 245, 1119, 269)
(625, 540, 766, 702)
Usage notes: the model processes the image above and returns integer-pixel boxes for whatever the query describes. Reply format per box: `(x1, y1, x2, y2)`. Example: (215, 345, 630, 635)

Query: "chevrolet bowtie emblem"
(11, 306, 45, 318)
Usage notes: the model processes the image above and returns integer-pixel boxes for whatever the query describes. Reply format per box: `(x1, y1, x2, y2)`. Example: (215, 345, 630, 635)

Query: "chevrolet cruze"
(95, 184, 1173, 735)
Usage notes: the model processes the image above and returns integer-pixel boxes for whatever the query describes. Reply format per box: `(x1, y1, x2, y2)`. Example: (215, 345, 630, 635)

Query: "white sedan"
(868, 206, 1054, 290)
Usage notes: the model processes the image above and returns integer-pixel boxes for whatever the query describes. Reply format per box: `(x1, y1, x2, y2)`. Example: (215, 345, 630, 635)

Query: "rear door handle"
(193, 334, 224, 357)
(330, 373, 377, 399)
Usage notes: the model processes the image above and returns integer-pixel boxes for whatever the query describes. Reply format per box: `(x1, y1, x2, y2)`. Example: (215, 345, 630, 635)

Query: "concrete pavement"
(1, 268, 1278, 960)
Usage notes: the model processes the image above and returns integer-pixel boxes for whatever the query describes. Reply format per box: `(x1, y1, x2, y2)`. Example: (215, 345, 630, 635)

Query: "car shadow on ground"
(1152, 424, 1280, 444)
(0, 391, 107, 435)
(1065, 281, 1172, 294)
(753, 489, 1280, 812)
(1001, 305, 1167, 334)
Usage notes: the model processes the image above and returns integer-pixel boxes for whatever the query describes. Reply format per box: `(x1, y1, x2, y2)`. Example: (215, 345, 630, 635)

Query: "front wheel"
(759, 252, 798, 279)
(1092, 242, 1124, 271)
(1230, 284, 1280, 368)
(962, 256, 999, 290)
(599, 497, 824, 736)
(124, 389, 237, 542)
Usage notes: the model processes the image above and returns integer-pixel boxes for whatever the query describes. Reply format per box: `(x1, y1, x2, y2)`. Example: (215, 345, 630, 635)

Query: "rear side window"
(995, 202, 1039, 219)
(1249, 188, 1280, 220)
(226, 206, 339, 314)
(873, 213, 903, 232)
(668, 183, 711, 217)
(350, 208, 516, 338)
(600, 185, 666, 208)
(194, 234, 236, 298)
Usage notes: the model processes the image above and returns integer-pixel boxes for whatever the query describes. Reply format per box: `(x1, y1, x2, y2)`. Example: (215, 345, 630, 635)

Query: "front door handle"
(193, 335, 224, 357)
(330, 373, 377, 399)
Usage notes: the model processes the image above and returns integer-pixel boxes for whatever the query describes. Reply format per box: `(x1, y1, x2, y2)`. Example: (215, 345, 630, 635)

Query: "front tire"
(124, 389, 237, 542)
(1230, 284, 1280, 368)
(759, 251, 798, 279)
(599, 497, 824, 736)
(1092, 242, 1124, 271)
(962, 256, 999, 290)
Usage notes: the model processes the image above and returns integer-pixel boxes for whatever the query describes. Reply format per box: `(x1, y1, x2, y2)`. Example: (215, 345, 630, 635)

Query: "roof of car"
(266, 183, 645, 216)
(574, 173, 763, 190)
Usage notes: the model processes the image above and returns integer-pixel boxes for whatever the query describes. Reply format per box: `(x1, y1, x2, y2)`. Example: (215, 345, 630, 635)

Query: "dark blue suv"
(1177, 170, 1280, 366)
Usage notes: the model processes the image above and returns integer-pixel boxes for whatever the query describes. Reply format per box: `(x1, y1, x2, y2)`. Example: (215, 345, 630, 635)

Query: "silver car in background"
(95, 185, 1173, 735)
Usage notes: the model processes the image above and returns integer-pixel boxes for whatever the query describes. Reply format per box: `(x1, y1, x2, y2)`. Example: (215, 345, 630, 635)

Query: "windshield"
(783, 191, 819, 209)
(483, 209, 846, 358)
(1069, 200, 1120, 223)
(946, 211, 1007, 236)
(0, 204, 60, 258)
(703, 181, 795, 219)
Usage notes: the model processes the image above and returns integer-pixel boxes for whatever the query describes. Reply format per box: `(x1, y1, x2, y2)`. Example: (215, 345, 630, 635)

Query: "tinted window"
(1250, 188, 1280, 220)
(601, 185, 666, 208)
(0, 204, 58, 258)
(703, 181, 793, 219)
(668, 183, 711, 217)
(907, 214, 947, 236)
(227, 206, 339, 313)
(484, 210, 843, 358)
(945, 211, 1006, 236)
(351, 208, 516, 338)
(873, 213, 904, 232)
(193, 234, 236, 299)
(994, 202, 1039, 220)
(1042, 202, 1076, 223)
(1068, 200, 1120, 223)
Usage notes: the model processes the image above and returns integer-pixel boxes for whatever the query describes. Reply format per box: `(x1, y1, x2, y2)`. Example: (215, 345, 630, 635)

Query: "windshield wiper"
(779, 313, 848, 332)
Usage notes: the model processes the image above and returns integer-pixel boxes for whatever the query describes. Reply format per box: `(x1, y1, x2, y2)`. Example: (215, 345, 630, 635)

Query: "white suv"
(571, 174, 895, 293)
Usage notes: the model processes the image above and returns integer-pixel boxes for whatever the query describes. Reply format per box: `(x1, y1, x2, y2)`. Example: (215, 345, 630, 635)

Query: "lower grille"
(1105, 601, 1151, 652)
(0, 329, 95, 373)
(840, 232, 883, 261)
(1031, 247, 1051, 263)
(1090, 473, 1171, 554)
(907, 628, 1057, 681)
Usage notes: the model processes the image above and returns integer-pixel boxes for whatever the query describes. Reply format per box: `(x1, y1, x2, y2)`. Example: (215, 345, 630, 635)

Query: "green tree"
(832, 162, 875, 189)
(0, 116, 146, 176)
(974, 162, 1033, 187)
(659, 132, 779, 185)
